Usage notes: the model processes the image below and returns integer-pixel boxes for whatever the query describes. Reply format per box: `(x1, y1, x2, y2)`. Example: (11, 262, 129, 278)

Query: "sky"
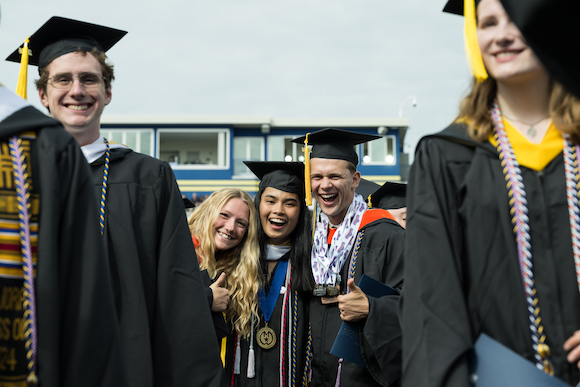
(0, 0, 472, 160)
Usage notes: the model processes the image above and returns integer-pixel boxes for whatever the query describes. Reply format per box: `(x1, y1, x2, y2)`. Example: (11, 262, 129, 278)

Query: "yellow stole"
(488, 120, 562, 171)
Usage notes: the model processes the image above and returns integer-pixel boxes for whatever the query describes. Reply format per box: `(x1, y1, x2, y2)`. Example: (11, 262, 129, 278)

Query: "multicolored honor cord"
(491, 99, 565, 375)
(9, 136, 37, 386)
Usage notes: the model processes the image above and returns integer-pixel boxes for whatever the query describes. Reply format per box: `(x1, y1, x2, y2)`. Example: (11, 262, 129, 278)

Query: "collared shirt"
(81, 134, 127, 163)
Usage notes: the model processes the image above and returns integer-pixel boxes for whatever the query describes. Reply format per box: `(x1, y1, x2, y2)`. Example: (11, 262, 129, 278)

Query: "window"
(233, 137, 264, 176)
(267, 136, 305, 162)
(361, 135, 396, 165)
(101, 129, 154, 156)
(158, 129, 229, 168)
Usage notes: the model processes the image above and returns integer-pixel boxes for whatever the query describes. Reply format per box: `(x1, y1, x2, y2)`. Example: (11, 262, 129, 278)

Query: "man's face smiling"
(39, 51, 111, 144)
(310, 158, 360, 225)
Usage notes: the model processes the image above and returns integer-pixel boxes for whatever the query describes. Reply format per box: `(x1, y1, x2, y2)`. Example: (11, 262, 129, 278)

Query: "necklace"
(502, 113, 550, 138)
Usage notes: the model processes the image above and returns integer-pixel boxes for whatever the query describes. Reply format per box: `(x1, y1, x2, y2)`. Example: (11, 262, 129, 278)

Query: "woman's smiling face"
(213, 197, 250, 251)
(259, 187, 301, 245)
(476, 0, 546, 85)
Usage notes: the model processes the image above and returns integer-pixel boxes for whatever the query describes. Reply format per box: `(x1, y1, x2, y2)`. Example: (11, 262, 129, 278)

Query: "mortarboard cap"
(291, 128, 381, 205)
(443, 0, 488, 82)
(6, 16, 126, 100)
(244, 161, 305, 198)
(183, 197, 195, 209)
(370, 182, 406, 210)
(355, 178, 380, 205)
(443, 0, 481, 15)
(291, 128, 381, 166)
(6, 16, 127, 69)
(500, 0, 580, 99)
(469, 333, 569, 386)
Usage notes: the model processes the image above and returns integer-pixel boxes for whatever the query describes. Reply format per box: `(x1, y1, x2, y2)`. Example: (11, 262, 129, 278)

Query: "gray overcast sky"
(0, 0, 471, 159)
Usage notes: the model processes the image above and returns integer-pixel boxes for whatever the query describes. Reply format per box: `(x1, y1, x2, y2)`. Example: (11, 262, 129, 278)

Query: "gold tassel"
(464, 0, 488, 82)
(220, 336, 227, 368)
(303, 133, 312, 206)
(367, 193, 372, 208)
(16, 37, 31, 99)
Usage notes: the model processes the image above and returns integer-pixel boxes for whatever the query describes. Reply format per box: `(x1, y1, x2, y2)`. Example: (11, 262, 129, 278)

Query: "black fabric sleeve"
(151, 163, 226, 387)
(34, 127, 127, 387)
(200, 270, 215, 308)
(360, 227, 405, 387)
(401, 138, 473, 387)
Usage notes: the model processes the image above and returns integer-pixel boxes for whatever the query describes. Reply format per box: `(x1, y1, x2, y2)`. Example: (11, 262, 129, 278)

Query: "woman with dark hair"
(402, 0, 580, 386)
(237, 161, 313, 387)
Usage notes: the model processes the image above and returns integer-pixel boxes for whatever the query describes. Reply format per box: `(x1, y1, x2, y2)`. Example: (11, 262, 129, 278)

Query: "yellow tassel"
(367, 193, 372, 208)
(464, 0, 488, 82)
(303, 133, 312, 206)
(16, 37, 31, 100)
(220, 337, 227, 368)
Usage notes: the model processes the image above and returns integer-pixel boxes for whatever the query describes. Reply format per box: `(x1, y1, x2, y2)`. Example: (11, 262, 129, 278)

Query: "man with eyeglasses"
(6, 16, 227, 387)
(0, 8, 126, 386)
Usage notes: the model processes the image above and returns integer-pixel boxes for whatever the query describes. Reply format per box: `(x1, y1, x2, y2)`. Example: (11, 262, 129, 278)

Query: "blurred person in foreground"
(7, 16, 225, 387)
(402, 0, 580, 385)
(0, 8, 125, 386)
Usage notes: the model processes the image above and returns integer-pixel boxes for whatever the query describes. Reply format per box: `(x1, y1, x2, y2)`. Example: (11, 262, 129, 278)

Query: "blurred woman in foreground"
(402, 0, 580, 385)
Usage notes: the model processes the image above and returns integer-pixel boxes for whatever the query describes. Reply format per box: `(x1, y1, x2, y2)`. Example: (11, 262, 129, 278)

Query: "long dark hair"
(254, 187, 314, 293)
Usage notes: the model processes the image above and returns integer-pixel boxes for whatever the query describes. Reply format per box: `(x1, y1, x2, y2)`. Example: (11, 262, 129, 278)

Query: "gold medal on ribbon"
(257, 323, 276, 349)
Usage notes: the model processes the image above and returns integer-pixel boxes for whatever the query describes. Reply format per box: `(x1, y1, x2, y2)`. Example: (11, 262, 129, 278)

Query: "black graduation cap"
(5, 16, 127, 69)
(500, 0, 580, 99)
(244, 161, 304, 197)
(370, 182, 406, 210)
(291, 128, 381, 166)
(356, 178, 380, 203)
(443, 0, 481, 15)
(183, 197, 195, 209)
(290, 128, 380, 205)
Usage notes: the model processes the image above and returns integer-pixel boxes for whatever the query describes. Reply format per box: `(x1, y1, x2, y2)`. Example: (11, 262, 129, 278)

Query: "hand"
(336, 278, 369, 322)
(564, 330, 580, 368)
(209, 272, 229, 312)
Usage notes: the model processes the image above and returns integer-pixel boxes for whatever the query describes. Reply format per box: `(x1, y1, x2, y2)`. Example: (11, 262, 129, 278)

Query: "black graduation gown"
(236, 256, 310, 387)
(310, 214, 405, 387)
(200, 269, 235, 379)
(90, 148, 226, 387)
(402, 123, 580, 386)
(0, 105, 126, 386)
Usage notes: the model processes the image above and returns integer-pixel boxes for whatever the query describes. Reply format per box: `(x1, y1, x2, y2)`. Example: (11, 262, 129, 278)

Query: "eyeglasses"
(48, 73, 105, 89)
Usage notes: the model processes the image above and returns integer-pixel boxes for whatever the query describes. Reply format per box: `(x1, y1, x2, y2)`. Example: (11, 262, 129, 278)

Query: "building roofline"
(100, 115, 410, 128)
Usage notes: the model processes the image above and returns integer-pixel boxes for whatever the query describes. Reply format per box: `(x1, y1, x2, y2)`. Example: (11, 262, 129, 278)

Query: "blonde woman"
(188, 188, 261, 381)
(402, 0, 580, 386)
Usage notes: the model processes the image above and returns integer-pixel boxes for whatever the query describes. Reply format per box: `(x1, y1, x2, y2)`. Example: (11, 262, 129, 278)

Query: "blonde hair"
(457, 77, 580, 143)
(188, 188, 261, 339)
